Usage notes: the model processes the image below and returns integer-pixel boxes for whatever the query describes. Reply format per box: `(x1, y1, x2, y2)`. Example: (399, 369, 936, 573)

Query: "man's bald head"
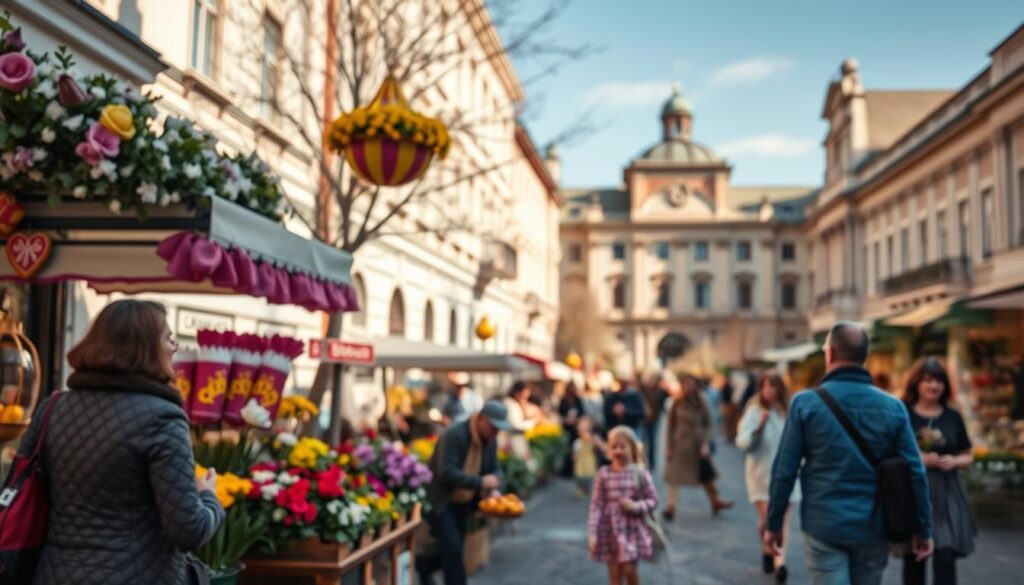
(825, 321, 870, 366)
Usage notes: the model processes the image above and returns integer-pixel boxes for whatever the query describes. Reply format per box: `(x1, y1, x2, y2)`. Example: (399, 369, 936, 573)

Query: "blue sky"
(503, 0, 1024, 188)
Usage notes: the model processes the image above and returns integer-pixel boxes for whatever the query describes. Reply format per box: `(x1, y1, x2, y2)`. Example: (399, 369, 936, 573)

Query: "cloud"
(583, 81, 673, 108)
(709, 57, 794, 88)
(716, 134, 816, 158)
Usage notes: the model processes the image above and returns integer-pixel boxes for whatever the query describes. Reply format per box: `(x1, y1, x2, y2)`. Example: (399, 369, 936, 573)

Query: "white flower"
(164, 131, 181, 145)
(112, 81, 127, 96)
(160, 155, 171, 171)
(38, 81, 57, 100)
(261, 484, 283, 501)
(223, 180, 240, 201)
(169, 191, 181, 203)
(164, 117, 184, 131)
(159, 194, 172, 207)
(153, 140, 168, 153)
(111, 96, 125, 105)
(248, 200, 259, 209)
(36, 63, 53, 78)
(27, 171, 43, 182)
(276, 432, 298, 447)
(183, 163, 202, 180)
(399, 492, 409, 504)
(252, 470, 277, 483)
(272, 507, 287, 521)
(45, 102, 66, 121)
(133, 137, 145, 149)
(202, 186, 216, 198)
(108, 200, 122, 214)
(136, 182, 158, 204)
(119, 165, 134, 178)
(326, 500, 342, 515)
(240, 398, 272, 429)
(90, 166, 105, 179)
(72, 186, 88, 199)
(89, 86, 106, 100)
(237, 176, 253, 196)
(40, 127, 56, 144)
(32, 148, 47, 162)
(277, 471, 298, 486)
(62, 114, 84, 131)
(66, 68, 83, 81)
(202, 149, 217, 161)
(92, 160, 117, 181)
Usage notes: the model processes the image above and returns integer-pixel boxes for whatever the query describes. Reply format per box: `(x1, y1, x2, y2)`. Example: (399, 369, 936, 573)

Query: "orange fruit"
(0, 405, 24, 423)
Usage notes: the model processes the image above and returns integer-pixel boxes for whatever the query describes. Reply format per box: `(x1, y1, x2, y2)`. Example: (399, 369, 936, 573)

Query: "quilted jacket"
(15, 370, 224, 585)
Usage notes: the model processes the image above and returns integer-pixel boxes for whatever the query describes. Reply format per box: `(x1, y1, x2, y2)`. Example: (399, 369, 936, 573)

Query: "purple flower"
(57, 74, 90, 107)
(0, 52, 36, 93)
(11, 147, 34, 171)
(353, 444, 377, 465)
(85, 123, 120, 157)
(2, 28, 25, 52)
(75, 142, 103, 166)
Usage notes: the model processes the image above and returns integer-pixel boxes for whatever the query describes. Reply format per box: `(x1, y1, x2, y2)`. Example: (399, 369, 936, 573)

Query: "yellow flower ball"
(99, 104, 136, 140)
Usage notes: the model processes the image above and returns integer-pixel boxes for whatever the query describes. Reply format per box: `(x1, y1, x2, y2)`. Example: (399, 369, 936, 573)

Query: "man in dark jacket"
(417, 400, 509, 585)
(638, 374, 668, 470)
(603, 378, 646, 432)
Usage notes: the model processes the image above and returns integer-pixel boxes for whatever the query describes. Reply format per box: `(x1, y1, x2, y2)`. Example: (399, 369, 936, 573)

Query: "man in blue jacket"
(765, 321, 933, 585)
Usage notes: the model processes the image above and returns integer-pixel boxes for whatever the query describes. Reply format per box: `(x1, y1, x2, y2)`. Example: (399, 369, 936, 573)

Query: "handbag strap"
(30, 392, 65, 460)
(631, 466, 656, 520)
(814, 388, 880, 469)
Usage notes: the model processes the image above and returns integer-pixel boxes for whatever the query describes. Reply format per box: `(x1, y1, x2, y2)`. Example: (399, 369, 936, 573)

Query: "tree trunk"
(304, 311, 344, 437)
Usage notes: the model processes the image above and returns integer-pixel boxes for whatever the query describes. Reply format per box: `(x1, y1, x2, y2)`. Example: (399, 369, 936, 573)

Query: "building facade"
(560, 88, 813, 374)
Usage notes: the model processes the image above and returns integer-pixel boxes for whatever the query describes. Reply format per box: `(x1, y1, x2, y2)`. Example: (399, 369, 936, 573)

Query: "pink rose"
(57, 74, 90, 107)
(0, 52, 36, 93)
(85, 123, 120, 158)
(75, 142, 103, 166)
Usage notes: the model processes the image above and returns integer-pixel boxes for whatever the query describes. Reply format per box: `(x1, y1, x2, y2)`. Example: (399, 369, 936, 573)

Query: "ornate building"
(560, 87, 814, 373)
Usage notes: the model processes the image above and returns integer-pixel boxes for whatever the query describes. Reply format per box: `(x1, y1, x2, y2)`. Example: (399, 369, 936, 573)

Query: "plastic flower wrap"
(189, 329, 235, 424)
(222, 334, 265, 426)
(171, 345, 198, 411)
(250, 335, 304, 421)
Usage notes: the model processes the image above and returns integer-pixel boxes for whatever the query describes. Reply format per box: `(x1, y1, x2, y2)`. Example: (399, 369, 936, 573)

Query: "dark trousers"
(416, 504, 471, 585)
(640, 420, 659, 469)
(903, 548, 958, 585)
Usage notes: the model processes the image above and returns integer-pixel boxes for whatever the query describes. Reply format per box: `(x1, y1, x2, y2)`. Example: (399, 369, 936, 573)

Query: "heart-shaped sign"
(6, 232, 52, 279)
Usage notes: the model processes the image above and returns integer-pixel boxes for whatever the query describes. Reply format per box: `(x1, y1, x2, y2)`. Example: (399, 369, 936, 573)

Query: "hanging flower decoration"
(326, 75, 450, 187)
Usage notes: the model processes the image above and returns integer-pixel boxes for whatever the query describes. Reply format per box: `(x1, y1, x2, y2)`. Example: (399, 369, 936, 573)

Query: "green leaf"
(0, 13, 13, 33)
(9, 124, 26, 139)
(0, 126, 9, 144)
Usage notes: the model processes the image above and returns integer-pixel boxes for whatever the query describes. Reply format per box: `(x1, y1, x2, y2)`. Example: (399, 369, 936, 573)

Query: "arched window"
(350, 274, 367, 327)
(424, 301, 435, 341)
(388, 289, 405, 337)
(448, 308, 458, 346)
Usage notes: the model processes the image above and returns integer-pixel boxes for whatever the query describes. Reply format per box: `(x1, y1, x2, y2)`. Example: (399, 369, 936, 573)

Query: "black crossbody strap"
(814, 388, 880, 469)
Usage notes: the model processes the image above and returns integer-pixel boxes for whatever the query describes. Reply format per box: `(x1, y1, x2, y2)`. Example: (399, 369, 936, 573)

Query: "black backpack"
(814, 389, 919, 543)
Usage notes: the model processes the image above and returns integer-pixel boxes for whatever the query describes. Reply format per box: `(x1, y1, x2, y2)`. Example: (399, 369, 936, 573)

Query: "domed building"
(559, 86, 816, 373)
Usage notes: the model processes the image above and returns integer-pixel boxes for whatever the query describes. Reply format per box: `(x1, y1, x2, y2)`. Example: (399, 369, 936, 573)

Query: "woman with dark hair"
(12, 299, 224, 585)
(901, 357, 976, 585)
(662, 374, 733, 521)
(737, 373, 798, 583)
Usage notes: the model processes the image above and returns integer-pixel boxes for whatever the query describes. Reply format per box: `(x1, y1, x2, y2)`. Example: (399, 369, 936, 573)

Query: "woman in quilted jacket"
(16, 299, 224, 585)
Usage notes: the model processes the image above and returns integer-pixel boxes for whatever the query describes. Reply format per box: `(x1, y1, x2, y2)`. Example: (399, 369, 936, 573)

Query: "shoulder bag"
(632, 467, 669, 559)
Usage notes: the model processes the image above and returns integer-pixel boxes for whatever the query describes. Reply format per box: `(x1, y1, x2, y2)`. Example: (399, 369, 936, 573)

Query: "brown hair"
(756, 373, 790, 412)
(903, 357, 953, 407)
(67, 299, 174, 382)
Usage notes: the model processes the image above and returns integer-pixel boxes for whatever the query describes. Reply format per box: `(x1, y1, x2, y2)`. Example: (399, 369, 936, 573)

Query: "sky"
(501, 0, 1024, 189)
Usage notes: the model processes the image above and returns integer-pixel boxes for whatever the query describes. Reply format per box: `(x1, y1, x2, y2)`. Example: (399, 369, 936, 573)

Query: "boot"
(702, 482, 734, 516)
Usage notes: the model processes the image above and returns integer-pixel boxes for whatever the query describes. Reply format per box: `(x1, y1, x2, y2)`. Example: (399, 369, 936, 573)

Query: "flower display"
(327, 102, 451, 159)
(409, 436, 437, 464)
(277, 394, 319, 420)
(195, 464, 253, 509)
(288, 437, 331, 469)
(0, 17, 288, 222)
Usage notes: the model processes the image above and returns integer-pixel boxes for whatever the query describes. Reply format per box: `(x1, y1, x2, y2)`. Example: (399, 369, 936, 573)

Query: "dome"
(636, 139, 720, 165)
(661, 83, 692, 117)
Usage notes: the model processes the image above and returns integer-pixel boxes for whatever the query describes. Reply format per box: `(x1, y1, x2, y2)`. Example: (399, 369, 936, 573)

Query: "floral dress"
(588, 464, 659, 563)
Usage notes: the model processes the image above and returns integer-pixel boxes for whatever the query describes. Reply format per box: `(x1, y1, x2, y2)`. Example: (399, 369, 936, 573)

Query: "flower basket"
(343, 135, 434, 187)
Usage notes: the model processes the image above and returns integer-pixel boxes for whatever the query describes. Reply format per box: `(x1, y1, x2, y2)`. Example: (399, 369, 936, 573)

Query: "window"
(612, 280, 626, 309)
(694, 281, 710, 309)
(653, 242, 670, 260)
(656, 280, 670, 309)
(423, 301, 434, 342)
(351, 274, 367, 327)
(781, 283, 796, 310)
(567, 244, 582, 263)
(886, 235, 894, 277)
(694, 241, 709, 262)
(190, 0, 220, 78)
(900, 227, 910, 272)
(981, 189, 993, 258)
(448, 308, 458, 345)
(388, 290, 405, 337)
(737, 281, 753, 309)
(736, 241, 752, 262)
(612, 242, 626, 261)
(781, 243, 796, 262)
(918, 218, 928, 267)
(872, 242, 880, 293)
(261, 16, 282, 120)
(958, 200, 970, 258)
(937, 210, 947, 260)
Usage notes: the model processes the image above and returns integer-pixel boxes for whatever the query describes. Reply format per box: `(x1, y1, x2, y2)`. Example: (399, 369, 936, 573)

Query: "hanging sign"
(309, 338, 375, 366)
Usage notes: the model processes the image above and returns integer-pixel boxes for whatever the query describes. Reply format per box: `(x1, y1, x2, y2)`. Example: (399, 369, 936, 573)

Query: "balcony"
(815, 288, 857, 310)
(481, 239, 518, 281)
(880, 257, 970, 297)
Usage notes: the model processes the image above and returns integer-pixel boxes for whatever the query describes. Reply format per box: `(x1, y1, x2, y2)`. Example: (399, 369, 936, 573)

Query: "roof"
(738, 188, 821, 223)
(864, 91, 955, 151)
(635, 139, 721, 165)
(561, 187, 629, 220)
(661, 87, 693, 117)
(727, 186, 819, 209)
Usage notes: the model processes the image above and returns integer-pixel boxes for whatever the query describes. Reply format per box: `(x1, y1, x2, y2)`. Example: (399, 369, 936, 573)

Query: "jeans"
(903, 548, 958, 585)
(803, 533, 889, 585)
(640, 420, 660, 470)
(415, 504, 471, 585)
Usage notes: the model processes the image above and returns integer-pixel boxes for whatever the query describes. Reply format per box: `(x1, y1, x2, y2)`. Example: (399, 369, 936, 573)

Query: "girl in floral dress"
(588, 425, 659, 585)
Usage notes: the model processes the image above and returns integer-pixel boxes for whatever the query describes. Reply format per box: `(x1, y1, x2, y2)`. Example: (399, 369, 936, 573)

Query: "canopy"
(513, 352, 572, 381)
(0, 196, 356, 313)
(968, 286, 1024, 310)
(885, 298, 956, 328)
(759, 341, 820, 364)
(374, 337, 540, 373)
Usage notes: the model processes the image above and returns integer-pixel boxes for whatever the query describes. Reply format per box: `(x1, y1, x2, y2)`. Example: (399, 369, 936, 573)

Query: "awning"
(759, 342, 820, 363)
(968, 286, 1024, 309)
(885, 298, 956, 328)
(513, 352, 572, 381)
(374, 337, 541, 373)
(0, 197, 356, 313)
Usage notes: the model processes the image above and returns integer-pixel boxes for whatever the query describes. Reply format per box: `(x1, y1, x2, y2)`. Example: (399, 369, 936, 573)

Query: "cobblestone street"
(475, 443, 1024, 584)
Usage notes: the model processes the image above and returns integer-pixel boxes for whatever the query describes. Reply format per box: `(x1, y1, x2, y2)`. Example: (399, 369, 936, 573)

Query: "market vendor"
(417, 400, 510, 585)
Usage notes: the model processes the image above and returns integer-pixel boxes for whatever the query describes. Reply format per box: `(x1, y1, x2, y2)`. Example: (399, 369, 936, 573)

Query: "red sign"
(309, 338, 375, 365)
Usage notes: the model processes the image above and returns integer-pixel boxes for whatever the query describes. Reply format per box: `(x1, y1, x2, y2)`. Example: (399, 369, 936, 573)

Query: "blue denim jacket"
(767, 366, 932, 543)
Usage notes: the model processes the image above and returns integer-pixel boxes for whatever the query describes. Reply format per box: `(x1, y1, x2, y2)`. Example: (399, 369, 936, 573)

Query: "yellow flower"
(525, 422, 563, 441)
(356, 496, 370, 507)
(288, 437, 330, 468)
(338, 453, 352, 467)
(99, 104, 136, 140)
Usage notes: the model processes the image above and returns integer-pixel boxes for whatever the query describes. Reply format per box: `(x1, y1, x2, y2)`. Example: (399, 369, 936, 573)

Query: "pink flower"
(0, 52, 36, 93)
(57, 74, 90, 107)
(75, 142, 103, 166)
(86, 123, 120, 157)
(2, 29, 25, 52)
(11, 147, 35, 171)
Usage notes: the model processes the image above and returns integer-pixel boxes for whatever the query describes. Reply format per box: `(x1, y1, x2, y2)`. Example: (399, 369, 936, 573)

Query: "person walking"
(765, 321, 934, 585)
(901, 358, 976, 585)
(662, 374, 733, 520)
(559, 381, 585, 476)
(9, 299, 224, 585)
(417, 400, 511, 585)
(737, 373, 799, 583)
(588, 425, 659, 585)
(638, 373, 669, 473)
(604, 378, 645, 432)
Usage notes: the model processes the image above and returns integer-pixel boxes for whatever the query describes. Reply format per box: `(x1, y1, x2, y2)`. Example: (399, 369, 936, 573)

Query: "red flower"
(365, 429, 378, 441)
(337, 442, 355, 455)
(315, 466, 345, 499)
(275, 478, 312, 513)
(250, 461, 279, 473)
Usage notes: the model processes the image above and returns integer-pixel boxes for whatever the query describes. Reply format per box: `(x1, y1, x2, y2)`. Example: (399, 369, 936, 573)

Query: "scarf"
(451, 414, 484, 503)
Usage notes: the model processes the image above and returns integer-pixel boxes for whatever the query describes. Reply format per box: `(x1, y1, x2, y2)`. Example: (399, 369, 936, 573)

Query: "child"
(588, 425, 659, 585)
(573, 416, 603, 496)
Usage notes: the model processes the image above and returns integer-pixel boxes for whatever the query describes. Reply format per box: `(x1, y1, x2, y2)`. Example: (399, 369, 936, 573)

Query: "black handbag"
(814, 389, 919, 543)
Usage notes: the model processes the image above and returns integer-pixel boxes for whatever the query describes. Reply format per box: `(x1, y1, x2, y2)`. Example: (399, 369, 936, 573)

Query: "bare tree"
(556, 279, 616, 366)
(228, 0, 595, 440)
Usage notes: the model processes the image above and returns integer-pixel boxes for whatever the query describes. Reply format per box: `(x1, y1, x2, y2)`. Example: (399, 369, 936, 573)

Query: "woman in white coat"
(736, 373, 799, 584)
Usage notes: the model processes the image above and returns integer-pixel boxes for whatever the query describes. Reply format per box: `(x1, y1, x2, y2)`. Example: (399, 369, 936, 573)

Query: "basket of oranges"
(478, 493, 526, 518)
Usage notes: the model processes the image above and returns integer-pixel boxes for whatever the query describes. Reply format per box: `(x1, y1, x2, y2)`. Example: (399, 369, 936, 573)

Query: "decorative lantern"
(565, 351, 583, 370)
(0, 314, 41, 443)
(327, 75, 450, 187)
(475, 316, 496, 341)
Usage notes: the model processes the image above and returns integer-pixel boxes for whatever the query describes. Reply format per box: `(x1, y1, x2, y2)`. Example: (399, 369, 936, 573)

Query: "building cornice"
(514, 123, 561, 205)
(460, 0, 525, 103)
